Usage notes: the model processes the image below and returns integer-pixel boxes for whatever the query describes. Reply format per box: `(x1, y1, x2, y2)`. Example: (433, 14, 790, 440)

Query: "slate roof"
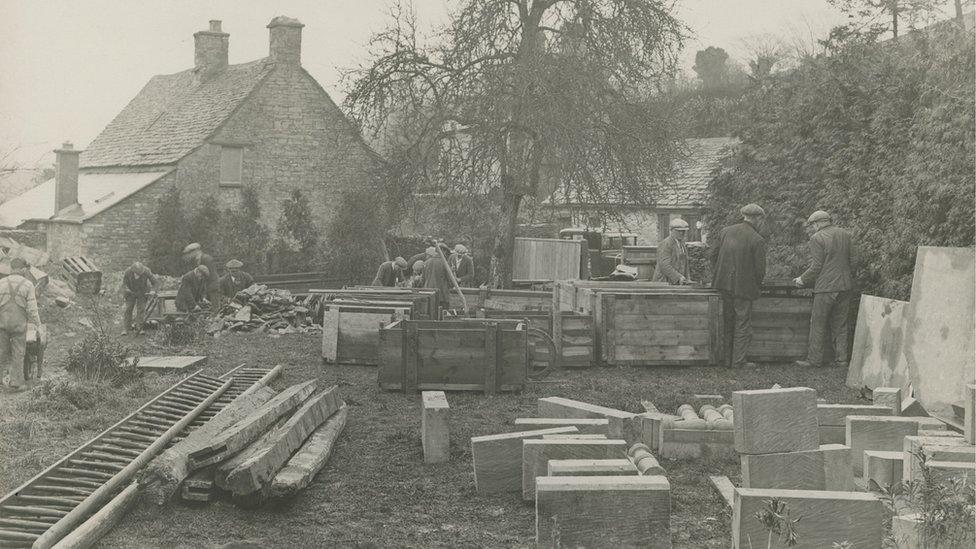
(80, 59, 274, 168)
(0, 171, 172, 227)
(547, 137, 739, 209)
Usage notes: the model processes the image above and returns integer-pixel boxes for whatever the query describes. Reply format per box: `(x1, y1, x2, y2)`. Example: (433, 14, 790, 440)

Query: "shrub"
(323, 188, 388, 285)
(220, 186, 271, 274)
(63, 296, 141, 385)
(23, 378, 104, 414)
(148, 186, 191, 276)
(273, 189, 322, 272)
(189, 194, 222, 258)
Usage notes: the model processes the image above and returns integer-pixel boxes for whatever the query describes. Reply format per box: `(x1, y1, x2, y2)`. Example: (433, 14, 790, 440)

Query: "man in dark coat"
(423, 245, 454, 308)
(793, 210, 854, 368)
(407, 247, 435, 271)
(449, 244, 475, 287)
(653, 218, 691, 285)
(176, 265, 210, 312)
(220, 259, 254, 299)
(711, 203, 767, 368)
(120, 261, 158, 334)
(183, 243, 219, 311)
(372, 257, 408, 287)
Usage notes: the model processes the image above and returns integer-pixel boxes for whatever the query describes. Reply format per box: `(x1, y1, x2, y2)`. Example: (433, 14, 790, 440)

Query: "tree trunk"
(489, 179, 522, 289)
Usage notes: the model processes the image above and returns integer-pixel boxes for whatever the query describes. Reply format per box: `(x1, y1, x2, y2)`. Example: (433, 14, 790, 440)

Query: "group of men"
(371, 243, 474, 307)
(648, 204, 854, 369)
(120, 242, 255, 334)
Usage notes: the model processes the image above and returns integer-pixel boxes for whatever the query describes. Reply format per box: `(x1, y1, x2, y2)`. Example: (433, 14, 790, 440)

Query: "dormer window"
(220, 146, 243, 186)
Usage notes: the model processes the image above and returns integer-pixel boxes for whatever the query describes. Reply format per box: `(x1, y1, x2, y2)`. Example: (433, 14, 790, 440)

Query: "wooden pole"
(435, 242, 467, 314)
(50, 482, 140, 549)
(32, 379, 232, 549)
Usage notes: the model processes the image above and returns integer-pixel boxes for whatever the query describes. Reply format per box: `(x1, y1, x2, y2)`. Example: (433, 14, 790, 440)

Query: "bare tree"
(739, 34, 787, 81)
(344, 0, 686, 287)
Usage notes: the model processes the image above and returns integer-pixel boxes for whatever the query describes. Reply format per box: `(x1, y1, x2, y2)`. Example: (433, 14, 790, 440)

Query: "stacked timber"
(140, 380, 347, 506)
(61, 256, 102, 295)
(209, 285, 323, 335)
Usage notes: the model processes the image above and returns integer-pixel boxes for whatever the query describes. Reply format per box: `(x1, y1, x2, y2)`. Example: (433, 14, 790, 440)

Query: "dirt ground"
(0, 309, 863, 548)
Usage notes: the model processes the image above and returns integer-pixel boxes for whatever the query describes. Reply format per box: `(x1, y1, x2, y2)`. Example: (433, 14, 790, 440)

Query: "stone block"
(846, 415, 921, 475)
(548, 459, 638, 476)
(917, 429, 962, 438)
(732, 387, 819, 455)
(741, 444, 852, 491)
(927, 460, 976, 486)
(541, 434, 606, 439)
(513, 417, 610, 435)
(900, 396, 929, 417)
(732, 488, 883, 549)
(470, 426, 578, 494)
(421, 391, 450, 464)
(863, 450, 903, 490)
(658, 428, 736, 460)
(522, 439, 628, 501)
(902, 437, 973, 482)
(536, 475, 671, 549)
(537, 396, 637, 440)
(817, 404, 892, 426)
(637, 412, 677, 451)
(819, 425, 846, 445)
(872, 387, 901, 416)
(966, 384, 976, 444)
(891, 513, 924, 549)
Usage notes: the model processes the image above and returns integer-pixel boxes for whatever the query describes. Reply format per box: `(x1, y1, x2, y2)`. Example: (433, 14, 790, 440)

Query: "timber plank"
(470, 427, 579, 494)
(269, 405, 348, 498)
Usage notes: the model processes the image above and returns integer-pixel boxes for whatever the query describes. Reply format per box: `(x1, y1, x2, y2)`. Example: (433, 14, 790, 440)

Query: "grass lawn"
(0, 327, 862, 548)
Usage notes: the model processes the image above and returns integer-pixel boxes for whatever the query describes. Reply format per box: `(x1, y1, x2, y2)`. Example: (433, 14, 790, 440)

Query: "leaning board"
(130, 356, 208, 372)
(846, 295, 910, 392)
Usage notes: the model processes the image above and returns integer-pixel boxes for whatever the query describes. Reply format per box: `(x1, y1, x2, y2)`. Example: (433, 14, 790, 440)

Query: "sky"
(0, 0, 851, 168)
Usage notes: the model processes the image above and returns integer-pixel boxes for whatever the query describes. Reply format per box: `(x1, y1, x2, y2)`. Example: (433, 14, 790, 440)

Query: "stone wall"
(0, 229, 47, 251)
(176, 63, 382, 242)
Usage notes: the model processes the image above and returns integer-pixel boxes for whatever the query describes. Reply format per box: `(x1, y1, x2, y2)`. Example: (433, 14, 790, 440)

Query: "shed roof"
(0, 170, 171, 227)
(80, 59, 274, 168)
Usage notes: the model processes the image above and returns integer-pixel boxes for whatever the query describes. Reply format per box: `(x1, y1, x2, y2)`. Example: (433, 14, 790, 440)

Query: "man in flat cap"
(401, 260, 425, 288)
(372, 257, 409, 287)
(220, 259, 254, 299)
(176, 265, 211, 313)
(407, 246, 436, 270)
(423, 244, 454, 309)
(793, 210, 854, 368)
(0, 258, 41, 391)
(182, 243, 219, 311)
(449, 244, 475, 287)
(120, 261, 158, 335)
(711, 203, 767, 368)
(653, 218, 692, 285)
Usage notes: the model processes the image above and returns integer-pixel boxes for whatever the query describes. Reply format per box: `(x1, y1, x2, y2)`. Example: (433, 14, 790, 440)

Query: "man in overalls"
(0, 258, 41, 392)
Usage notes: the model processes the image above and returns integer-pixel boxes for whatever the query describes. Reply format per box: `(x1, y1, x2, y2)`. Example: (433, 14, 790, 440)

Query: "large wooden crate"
(313, 288, 438, 320)
(552, 312, 595, 368)
(450, 288, 552, 313)
(513, 237, 585, 283)
(479, 309, 552, 372)
(378, 319, 527, 393)
(750, 294, 830, 363)
(322, 303, 410, 365)
(600, 292, 723, 366)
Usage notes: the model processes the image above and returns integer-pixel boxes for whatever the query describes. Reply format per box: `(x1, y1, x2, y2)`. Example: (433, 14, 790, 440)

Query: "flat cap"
(413, 260, 425, 272)
(225, 259, 243, 269)
(425, 246, 437, 257)
(806, 210, 831, 224)
(195, 265, 210, 277)
(454, 244, 468, 254)
(669, 218, 690, 230)
(9, 258, 28, 270)
(740, 203, 765, 216)
(394, 257, 408, 269)
(182, 242, 201, 254)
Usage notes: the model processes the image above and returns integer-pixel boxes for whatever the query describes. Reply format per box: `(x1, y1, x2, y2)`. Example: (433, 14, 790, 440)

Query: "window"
(219, 146, 243, 185)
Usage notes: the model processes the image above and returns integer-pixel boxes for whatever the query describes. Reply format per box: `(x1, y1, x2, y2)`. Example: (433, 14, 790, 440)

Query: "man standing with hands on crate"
(121, 261, 158, 335)
(711, 203, 767, 369)
(0, 258, 42, 392)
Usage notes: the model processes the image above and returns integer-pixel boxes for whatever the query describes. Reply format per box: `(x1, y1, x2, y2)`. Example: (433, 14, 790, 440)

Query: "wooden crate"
(450, 287, 552, 313)
(552, 312, 595, 368)
(513, 237, 584, 282)
(480, 309, 552, 371)
(377, 319, 527, 393)
(749, 294, 830, 363)
(600, 292, 723, 366)
(313, 288, 438, 320)
(621, 246, 658, 281)
(322, 303, 411, 365)
(62, 256, 102, 295)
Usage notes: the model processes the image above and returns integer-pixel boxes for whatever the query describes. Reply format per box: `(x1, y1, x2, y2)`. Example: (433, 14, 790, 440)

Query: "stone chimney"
(194, 20, 229, 80)
(267, 16, 304, 65)
(54, 142, 81, 215)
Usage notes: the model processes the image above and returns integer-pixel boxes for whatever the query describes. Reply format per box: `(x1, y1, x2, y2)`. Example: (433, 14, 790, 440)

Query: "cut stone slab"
(269, 404, 348, 498)
(636, 412, 677, 451)
(732, 387, 819, 455)
(966, 384, 976, 444)
(658, 428, 736, 460)
(902, 438, 974, 482)
(129, 355, 208, 372)
(901, 396, 929, 417)
(537, 396, 637, 440)
(863, 450, 903, 490)
(536, 475, 671, 549)
(817, 404, 892, 426)
(890, 513, 924, 549)
(513, 417, 610, 435)
(522, 438, 628, 501)
(422, 391, 450, 464)
(872, 387, 901, 416)
(470, 427, 579, 494)
(847, 295, 910, 394)
(548, 459, 638, 476)
(846, 415, 921, 476)
(819, 425, 846, 445)
(917, 429, 961, 438)
(927, 460, 976, 486)
(541, 434, 606, 439)
(732, 488, 883, 549)
(709, 476, 735, 509)
(741, 444, 852, 491)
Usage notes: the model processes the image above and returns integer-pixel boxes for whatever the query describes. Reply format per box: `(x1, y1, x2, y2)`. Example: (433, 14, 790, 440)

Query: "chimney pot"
(267, 16, 304, 65)
(194, 20, 230, 81)
(54, 141, 82, 215)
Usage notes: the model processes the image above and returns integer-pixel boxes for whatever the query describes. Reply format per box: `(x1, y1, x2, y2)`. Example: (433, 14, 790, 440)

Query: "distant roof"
(547, 137, 739, 208)
(80, 59, 274, 168)
(0, 170, 171, 227)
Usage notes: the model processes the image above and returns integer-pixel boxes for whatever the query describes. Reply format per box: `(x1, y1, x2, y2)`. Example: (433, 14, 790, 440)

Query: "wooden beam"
(269, 405, 348, 498)
(49, 482, 140, 549)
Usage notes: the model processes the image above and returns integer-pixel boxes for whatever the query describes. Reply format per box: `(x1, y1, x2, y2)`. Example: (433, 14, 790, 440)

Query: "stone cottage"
(545, 137, 738, 245)
(0, 17, 381, 272)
